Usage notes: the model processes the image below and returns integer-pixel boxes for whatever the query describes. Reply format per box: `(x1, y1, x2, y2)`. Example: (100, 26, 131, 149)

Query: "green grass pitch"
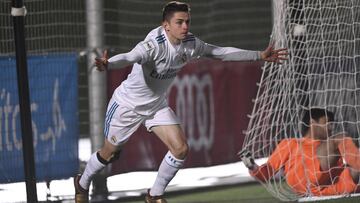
(116, 183, 360, 203)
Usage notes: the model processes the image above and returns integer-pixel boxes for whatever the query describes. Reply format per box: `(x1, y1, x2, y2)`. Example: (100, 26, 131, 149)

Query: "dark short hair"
(162, 1, 190, 22)
(301, 108, 334, 135)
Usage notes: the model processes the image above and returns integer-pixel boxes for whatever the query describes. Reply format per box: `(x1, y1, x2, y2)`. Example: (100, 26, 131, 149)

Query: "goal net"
(243, 0, 360, 201)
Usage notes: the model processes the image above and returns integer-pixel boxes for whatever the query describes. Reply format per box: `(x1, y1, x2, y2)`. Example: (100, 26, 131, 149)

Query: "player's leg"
(152, 124, 188, 159)
(75, 98, 144, 203)
(75, 140, 122, 203)
(144, 107, 188, 201)
(77, 140, 121, 192)
(149, 124, 188, 197)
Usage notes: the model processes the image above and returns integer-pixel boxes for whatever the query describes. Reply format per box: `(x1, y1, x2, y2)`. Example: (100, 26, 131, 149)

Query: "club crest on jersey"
(110, 136, 117, 144)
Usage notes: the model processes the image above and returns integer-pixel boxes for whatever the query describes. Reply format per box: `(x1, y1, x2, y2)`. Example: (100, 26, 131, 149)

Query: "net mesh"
(0, 0, 272, 201)
(243, 0, 360, 201)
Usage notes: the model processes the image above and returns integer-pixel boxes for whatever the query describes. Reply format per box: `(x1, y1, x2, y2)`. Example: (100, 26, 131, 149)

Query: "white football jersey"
(109, 26, 260, 115)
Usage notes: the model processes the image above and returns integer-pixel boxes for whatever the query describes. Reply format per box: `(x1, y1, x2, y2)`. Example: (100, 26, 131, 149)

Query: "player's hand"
(238, 149, 257, 170)
(260, 43, 288, 64)
(95, 50, 109, 71)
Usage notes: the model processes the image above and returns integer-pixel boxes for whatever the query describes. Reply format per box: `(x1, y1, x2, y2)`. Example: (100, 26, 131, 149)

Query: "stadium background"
(0, 0, 272, 202)
(2, 0, 271, 141)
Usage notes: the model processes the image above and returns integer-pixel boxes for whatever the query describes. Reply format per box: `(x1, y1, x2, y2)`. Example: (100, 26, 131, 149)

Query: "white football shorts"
(104, 97, 181, 146)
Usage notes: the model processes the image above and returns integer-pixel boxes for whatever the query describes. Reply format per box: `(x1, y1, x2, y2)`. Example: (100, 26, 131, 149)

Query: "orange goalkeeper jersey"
(251, 138, 346, 195)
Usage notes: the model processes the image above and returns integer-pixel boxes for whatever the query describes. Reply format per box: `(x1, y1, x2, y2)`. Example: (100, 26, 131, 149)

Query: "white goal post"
(243, 0, 360, 201)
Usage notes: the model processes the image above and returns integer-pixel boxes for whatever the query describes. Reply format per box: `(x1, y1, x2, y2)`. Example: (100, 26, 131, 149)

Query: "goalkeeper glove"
(238, 149, 257, 170)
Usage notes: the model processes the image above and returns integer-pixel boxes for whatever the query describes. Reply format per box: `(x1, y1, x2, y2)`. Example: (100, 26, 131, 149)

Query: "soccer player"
(74, 1, 288, 203)
(240, 108, 360, 196)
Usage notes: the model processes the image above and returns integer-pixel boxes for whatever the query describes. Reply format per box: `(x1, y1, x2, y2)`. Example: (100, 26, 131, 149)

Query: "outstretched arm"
(201, 42, 287, 63)
(95, 46, 145, 71)
(202, 43, 261, 61)
(239, 139, 292, 182)
(238, 149, 275, 182)
(249, 164, 276, 182)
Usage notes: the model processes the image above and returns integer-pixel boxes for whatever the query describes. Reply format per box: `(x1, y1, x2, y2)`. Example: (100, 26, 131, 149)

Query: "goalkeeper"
(74, 1, 287, 203)
(240, 108, 360, 196)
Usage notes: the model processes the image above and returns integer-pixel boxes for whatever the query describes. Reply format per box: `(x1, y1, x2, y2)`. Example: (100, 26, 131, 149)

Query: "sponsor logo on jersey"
(150, 68, 178, 80)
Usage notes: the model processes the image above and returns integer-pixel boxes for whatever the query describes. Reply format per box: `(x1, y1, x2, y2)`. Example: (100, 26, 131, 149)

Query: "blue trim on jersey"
(156, 34, 166, 44)
(157, 39, 166, 44)
(156, 34, 165, 40)
(104, 102, 119, 138)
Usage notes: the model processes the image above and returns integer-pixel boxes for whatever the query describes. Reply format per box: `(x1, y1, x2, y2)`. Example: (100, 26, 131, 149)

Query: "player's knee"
(97, 149, 122, 165)
(172, 142, 189, 160)
(98, 140, 122, 163)
(104, 150, 121, 163)
(98, 150, 113, 162)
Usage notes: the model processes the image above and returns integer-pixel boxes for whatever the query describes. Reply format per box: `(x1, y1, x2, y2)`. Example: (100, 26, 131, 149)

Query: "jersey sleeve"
(107, 39, 158, 69)
(250, 139, 293, 181)
(267, 139, 293, 171)
(192, 37, 206, 58)
(136, 39, 159, 63)
(193, 37, 261, 61)
(250, 164, 274, 182)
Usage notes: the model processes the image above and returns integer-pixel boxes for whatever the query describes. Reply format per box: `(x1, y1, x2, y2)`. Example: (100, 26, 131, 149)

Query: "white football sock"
(79, 152, 106, 190)
(150, 151, 185, 196)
